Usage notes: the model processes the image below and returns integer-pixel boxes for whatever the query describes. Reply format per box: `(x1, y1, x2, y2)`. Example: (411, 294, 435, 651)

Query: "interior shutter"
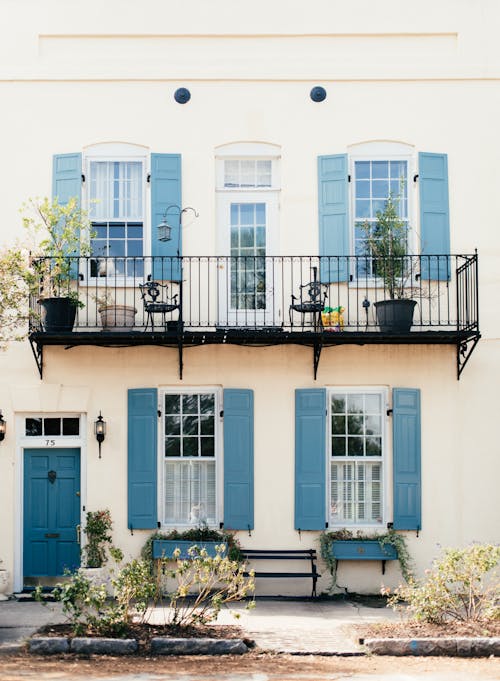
(151, 153, 182, 281)
(419, 152, 450, 281)
(53, 153, 82, 277)
(223, 389, 254, 530)
(392, 388, 421, 531)
(295, 388, 326, 530)
(128, 388, 158, 530)
(318, 154, 349, 283)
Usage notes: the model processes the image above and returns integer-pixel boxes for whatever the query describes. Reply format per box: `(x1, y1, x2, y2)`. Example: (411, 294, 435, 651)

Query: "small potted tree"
(21, 197, 92, 332)
(363, 192, 417, 333)
(80, 509, 122, 589)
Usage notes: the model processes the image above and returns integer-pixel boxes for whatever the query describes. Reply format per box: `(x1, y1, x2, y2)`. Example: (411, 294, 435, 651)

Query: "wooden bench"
(241, 549, 320, 598)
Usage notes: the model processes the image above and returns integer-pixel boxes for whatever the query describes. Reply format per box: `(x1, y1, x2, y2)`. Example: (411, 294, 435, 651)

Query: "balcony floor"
(29, 326, 480, 381)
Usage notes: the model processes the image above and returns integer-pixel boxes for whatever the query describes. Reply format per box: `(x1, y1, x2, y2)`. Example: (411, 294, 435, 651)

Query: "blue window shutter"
(151, 153, 182, 281)
(392, 388, 421, 531)
(128, 388, 158, 530)
(419, 152, 450, 281)
(53, 153, 82, 207)
(295, 389, 326, 530)
(53, 153, 82, 277)
(223, 389, 254, 530)
(318, 154, 349, 283)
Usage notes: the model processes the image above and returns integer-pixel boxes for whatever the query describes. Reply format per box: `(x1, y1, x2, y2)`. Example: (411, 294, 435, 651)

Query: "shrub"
(35, 570, 110, 636)
(111, 559, 157, 626)
(388, 544, 500, 624)
(35, 557, 157, 636)
(164, 544, 255, 627)
(83, 509, 122, 568)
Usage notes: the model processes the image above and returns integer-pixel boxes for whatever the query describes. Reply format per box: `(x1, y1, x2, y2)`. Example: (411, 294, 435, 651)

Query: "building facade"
(0, 0, 497, 595)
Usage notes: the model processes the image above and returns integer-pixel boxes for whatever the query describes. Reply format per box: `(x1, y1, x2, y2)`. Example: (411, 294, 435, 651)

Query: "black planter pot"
(40, 297, 78, 333)
(374, 299, 416, 333)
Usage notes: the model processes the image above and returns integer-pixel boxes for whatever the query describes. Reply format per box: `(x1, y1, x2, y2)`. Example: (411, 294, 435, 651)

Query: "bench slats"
(241, 548, 320, 597)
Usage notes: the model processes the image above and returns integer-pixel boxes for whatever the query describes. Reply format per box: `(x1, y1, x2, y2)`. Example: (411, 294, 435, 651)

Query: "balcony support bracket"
(29, 338, 43, 380)
(178, 335, 184, 380)
(313, 339, 323, 380)
(457, 334, 480, 380)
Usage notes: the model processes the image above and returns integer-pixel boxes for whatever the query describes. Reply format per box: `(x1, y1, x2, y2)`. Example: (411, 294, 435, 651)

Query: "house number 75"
(45, 439, 56, 447)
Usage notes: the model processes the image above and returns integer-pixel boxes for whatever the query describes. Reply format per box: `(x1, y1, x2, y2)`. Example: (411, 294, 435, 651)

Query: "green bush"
(35, 571, 111, 636)
(36, 546, 254, 635)
(165, 544, 255, 627)
(388, 544, 500, 624)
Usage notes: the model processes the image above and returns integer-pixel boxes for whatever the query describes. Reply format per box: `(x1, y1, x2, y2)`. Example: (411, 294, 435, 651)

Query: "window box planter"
(330, 540, 398, 561)
(327, 539, 398, 575)
(152, 540, 228, 561)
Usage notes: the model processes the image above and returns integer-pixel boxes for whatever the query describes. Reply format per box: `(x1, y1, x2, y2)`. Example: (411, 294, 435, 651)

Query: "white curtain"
(90, 161, 142, 220)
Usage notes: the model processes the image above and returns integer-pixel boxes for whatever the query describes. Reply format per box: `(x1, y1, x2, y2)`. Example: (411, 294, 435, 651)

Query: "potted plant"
(21, 197, 92, 332)
(92, 290, 137, 332)
(319, 529, 413, 592)
(80, 509, 122, 588)
(362, 191, 417, 333)
(143, 523, 238, 567)
(0, 559, 10, 601)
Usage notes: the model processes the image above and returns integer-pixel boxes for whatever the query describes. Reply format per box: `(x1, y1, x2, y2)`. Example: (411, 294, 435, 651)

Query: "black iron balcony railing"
(28, 253, 480, 379)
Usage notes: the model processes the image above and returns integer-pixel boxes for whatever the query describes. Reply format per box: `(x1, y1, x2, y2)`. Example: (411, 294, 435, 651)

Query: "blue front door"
(23, 448, 81, 580)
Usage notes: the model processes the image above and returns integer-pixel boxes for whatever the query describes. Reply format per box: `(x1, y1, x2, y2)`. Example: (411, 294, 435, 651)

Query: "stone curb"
(71, 638, 138, 655)
(364, 637, 500, 657)
(29, 637, 70, 654)
(27, 636, 248, 656)
(150, 637, 249, 655)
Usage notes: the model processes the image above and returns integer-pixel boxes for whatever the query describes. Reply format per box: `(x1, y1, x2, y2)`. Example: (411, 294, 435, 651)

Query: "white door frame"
(217, 191, 280, 326)
(14, 414, 87, 593)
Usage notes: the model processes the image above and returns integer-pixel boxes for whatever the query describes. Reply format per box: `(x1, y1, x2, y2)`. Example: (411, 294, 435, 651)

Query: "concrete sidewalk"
(0, 597, 399, 655)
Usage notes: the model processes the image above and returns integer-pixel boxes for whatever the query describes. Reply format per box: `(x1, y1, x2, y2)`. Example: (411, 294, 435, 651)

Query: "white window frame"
(348, 141, 417, 285)
(215, 143, 281, 325)
(82, 142, 150, 285)
(327, 386, 390, 530)
(158, 386, 223, 529)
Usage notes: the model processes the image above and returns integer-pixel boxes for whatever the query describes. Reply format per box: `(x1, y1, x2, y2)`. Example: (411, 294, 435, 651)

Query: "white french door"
(218, 192, 279, 327)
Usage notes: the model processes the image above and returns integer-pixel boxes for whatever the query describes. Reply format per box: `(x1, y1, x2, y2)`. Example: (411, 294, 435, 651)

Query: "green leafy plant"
(111, 558, 157, 627)
(35, 546, 253, 635)
(164, 544, 255, 627)
(21, 196, 93, 307)
(35, 570, 109, 636)
(388, 544, 500, 624)
(35, 557, 156, 636)
(0, 245, 33, 348)
(319, 529, 413, 593)
(83, 509, 122, 568)
(141, 523, 243, 572)
(362, 190, 413, 300)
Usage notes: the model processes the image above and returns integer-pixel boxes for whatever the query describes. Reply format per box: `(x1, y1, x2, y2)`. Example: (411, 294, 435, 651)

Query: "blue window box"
(152, 540, 228, 560)
(330, 540, 398, 561)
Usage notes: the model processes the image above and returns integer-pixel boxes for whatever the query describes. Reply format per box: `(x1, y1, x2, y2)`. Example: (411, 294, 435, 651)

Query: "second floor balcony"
(28, 253, 480, 379)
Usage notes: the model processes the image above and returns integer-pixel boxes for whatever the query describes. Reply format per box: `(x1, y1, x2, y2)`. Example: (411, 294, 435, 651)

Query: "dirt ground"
(358, 619, 500, 639)
(0, 651, 499, 681)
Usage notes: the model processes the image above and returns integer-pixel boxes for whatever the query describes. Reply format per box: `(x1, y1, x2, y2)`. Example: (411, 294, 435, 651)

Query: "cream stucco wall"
(0, 0, 499, 595)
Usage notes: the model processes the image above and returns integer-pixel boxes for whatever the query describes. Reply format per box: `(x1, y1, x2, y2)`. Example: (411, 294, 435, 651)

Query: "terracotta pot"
(98, 305, 137, 332)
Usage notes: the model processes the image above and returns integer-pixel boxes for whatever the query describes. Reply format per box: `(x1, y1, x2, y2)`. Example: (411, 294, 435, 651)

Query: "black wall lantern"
(0, 411, 6, 442)
(158, 204, 199, 250)
(94, 412, 106, 458)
